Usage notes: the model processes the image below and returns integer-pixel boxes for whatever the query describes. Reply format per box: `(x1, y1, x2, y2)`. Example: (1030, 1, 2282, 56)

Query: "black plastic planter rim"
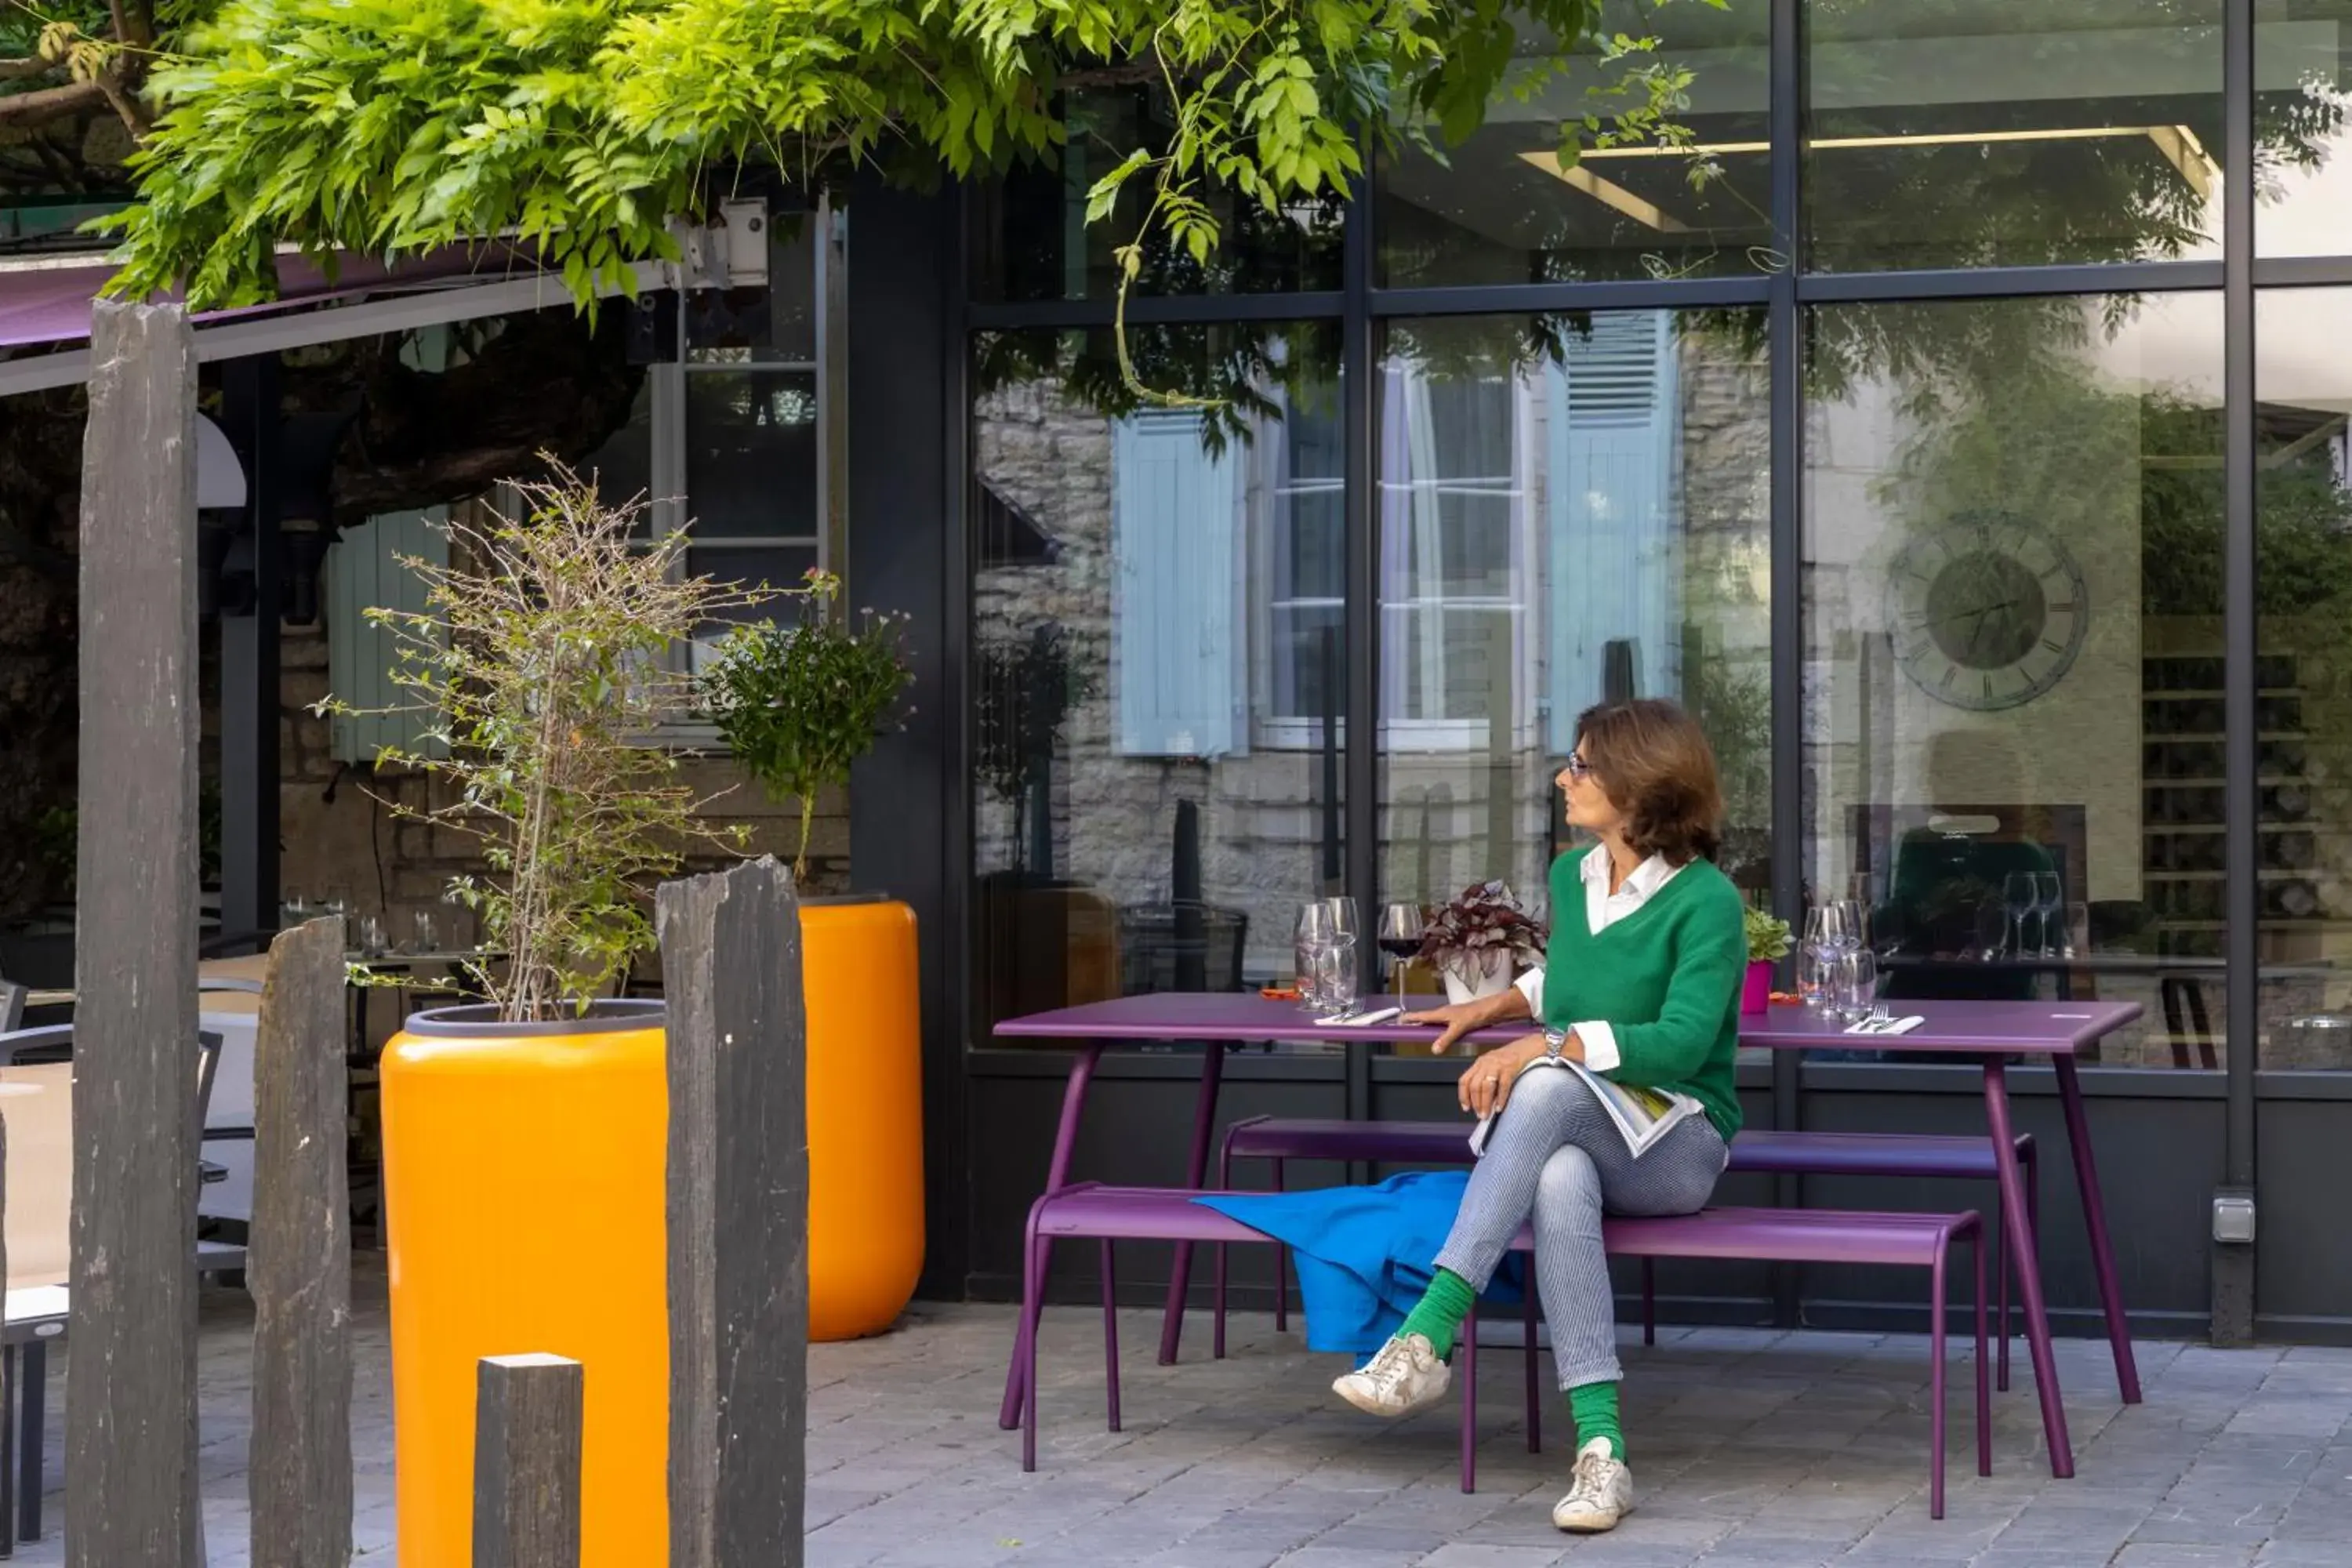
(400, 998, 666, 1037)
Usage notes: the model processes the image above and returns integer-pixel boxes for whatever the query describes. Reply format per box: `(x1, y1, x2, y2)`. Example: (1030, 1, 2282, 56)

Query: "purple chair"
(1019, 1183, 1989, 1518)
(1210, 1117, 2038, 1389)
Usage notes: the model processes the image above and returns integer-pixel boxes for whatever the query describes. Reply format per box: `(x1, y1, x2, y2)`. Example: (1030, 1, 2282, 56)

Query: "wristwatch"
(1542, 1026, 1570, 1062)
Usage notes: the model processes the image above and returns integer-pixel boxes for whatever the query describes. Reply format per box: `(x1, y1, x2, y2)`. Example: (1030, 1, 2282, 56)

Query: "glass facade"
(969, 326, 1348, 1032)
(960, 11, 2352, 1072)
(2256, 286, 2352, 1067)
(1803, 294, 2227, 1066)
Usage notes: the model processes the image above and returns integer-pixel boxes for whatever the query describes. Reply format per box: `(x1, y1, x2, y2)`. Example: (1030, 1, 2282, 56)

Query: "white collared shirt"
(1512, 846, 1684, 1073)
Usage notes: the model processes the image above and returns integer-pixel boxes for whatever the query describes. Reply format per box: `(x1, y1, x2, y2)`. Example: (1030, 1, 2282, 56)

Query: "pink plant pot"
(1741, 960, 1773, 1015)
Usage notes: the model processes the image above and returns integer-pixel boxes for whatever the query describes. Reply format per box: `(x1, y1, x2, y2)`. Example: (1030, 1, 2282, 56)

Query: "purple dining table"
(989, 991, 2144, 1480)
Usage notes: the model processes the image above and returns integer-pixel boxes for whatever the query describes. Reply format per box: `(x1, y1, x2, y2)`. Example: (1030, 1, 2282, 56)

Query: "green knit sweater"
(1537, 848, 1747, 1142)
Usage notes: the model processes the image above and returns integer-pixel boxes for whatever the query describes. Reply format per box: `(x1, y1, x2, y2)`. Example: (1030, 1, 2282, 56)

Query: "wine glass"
(412, 908, 439, 955)
(1826, 898, 1864, 953)
(1317, 935, 1361, 1020)
(1295, 902, 1337, 1014)
(1838, 948, 1885, 1025)
(2035, 873, 2065, 960)
(2003, 873, 2038, 960)
(1377, 904, 1425, 1005)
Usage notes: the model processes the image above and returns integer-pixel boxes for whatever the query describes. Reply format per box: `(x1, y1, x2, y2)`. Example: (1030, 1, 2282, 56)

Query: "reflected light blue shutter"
(328, 509, 450, 764)
(1546, 312, 1682, 753)
(1112, 412, 1246, 757)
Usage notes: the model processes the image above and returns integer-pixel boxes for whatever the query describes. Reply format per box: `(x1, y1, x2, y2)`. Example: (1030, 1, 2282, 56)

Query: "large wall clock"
(1888, 510, 2089, 712)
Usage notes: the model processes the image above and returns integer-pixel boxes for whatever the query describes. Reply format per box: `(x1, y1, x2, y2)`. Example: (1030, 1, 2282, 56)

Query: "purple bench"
(1207, 1117, 2038, 1389)
(1018, 1183, 1989, 1518)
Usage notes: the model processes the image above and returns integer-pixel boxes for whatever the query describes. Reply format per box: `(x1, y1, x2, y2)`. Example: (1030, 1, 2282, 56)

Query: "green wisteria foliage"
(105, 0, 1715, 321)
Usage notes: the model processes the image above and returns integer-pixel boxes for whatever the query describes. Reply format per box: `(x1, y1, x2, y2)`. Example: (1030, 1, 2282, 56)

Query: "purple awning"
(0, 245, 557, 351)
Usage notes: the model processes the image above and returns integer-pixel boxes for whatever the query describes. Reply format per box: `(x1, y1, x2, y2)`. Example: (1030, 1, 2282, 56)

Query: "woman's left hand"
(1459, 1034, 1551, 1119)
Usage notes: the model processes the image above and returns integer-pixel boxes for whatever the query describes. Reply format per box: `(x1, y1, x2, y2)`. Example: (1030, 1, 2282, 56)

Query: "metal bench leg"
(16, 1346, 39, 1542)
(1102, 1242, 1122, 1433)
(1929, 1244, 1948, 1521)
(1272, 1158, 1290, 1334)
(1523, 1279, 1541, 1454)
(1460, 1301, 1479, 1494)
(1213, 1137, 1233, 1361)
(1002, 1043, 1105, 1432)
(1158, 1042, 1229, 1367)
(1642, 1258, 1657, 1346)
(1020, 1214, 1048, 1472)
(1995, 1178, 2009, 1395)
(1973, 1225, 1991, 1479)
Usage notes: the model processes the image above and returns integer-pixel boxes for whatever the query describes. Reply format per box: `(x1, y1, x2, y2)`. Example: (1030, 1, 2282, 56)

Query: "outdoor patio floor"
(11, 1259, 2352, 1566)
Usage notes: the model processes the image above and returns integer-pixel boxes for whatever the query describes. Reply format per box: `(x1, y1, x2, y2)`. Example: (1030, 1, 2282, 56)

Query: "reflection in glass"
(1805, 0, 2226, 271)
(2257, 2, 2352, 257)
(1374, 310, 1773, 924)
(969, 325, 1346, 1039)
(1805, 293, 2226, 1067)
(2256, 289, 2352, 1068)
(685, 372, 819, 538)
(1377, 0, 1772, 286)
(971, 90, 1345, 302)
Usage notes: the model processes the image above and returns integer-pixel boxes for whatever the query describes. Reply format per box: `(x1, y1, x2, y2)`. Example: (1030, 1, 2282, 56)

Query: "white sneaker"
(1330, 1332, 1451, 1418)
(1552, 1437, 1635, 1533)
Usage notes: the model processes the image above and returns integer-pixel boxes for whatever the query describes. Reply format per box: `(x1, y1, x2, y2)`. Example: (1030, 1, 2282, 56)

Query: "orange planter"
(381, 901, 925, 1565)
(380, 1001, 670, 1568)
(800, 898, 927, 1341)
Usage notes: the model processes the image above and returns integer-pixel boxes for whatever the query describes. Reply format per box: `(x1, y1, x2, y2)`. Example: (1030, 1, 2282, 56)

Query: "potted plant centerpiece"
(699, 574, 924, 1342)
(331, 465, 758, 1568)
(1417, 880, 1548, 1004)
(1744, 906, 1791, 1015)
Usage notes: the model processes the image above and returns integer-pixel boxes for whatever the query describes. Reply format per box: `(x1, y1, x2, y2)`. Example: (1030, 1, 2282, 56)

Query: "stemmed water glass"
(2035, 873, 2065, 960)
(2003, 873, 2039, 960)
(1378, 903, 1425, 1005)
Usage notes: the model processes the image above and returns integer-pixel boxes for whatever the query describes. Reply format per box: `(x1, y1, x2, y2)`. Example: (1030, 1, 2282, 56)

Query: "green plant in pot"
(1742, 906, 1791, 1015)
(697, 568, 928, 1345)
(319, 463, 762, 1565)
(698, 568, 915, 884)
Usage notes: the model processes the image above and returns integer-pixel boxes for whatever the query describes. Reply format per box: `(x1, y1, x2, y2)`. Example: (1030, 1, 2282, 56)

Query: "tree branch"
(0, 78, 104, 128)
(92, 63, 151, 137)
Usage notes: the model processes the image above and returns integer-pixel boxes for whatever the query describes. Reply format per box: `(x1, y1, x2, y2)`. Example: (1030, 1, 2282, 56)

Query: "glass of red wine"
(1378, 903, 1425, 1006)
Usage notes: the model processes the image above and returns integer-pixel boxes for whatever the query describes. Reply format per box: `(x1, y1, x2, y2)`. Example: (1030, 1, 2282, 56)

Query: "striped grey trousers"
(1432, 1063, 1727, 1390)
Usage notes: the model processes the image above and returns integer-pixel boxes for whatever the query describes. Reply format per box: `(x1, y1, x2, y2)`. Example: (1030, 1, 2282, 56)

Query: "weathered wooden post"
(473, 1354, 584, 1568)
(658, 857, 809, 1568)
(249, 916, 353, 1567)
(68, 297, 202, 1568)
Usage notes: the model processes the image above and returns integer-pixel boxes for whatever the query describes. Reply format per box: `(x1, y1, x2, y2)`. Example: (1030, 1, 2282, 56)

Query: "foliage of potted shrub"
(1417, 880, 1548, 1004)
(699, 574, 927, 1341)
(1743, 906, 1791, 1015)
(699, 568, 914, 883)
(325, 464, 755, 1568)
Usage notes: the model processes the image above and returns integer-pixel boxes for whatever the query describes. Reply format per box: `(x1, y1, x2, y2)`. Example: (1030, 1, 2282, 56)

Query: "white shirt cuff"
(1514, 967, 1545, 1014)
(1574, 1021, 1621, 1073)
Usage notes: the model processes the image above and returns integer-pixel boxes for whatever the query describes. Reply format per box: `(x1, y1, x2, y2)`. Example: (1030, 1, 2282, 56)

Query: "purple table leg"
(1981, 1060, 2073, 1478)
(2053, 1055, 2143, 1404)
(1156, 1040, 1230, 1366)
(1000, 1042, 1106, 1432)
(1461, 1301, 1479, 1494)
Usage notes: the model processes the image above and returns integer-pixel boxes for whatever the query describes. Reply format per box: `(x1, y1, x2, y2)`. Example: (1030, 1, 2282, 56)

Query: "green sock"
(1569, 1381, 1624, 1462)
(1397, 1268, 1477, 1360)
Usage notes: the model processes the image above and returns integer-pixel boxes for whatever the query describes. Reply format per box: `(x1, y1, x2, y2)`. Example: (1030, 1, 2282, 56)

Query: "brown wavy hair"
(1573, 698, 1723, 866)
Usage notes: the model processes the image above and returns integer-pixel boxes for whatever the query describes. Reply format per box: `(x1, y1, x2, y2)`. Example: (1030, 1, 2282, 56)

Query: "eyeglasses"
(1563, 753, 1594, 782)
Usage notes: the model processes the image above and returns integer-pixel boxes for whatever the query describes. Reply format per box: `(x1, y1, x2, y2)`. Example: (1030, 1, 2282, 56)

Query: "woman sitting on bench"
(1341, 697, 1746, 1534)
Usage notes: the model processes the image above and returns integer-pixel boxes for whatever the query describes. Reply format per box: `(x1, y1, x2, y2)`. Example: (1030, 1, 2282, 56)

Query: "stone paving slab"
(7, 1269, 2352, 1566)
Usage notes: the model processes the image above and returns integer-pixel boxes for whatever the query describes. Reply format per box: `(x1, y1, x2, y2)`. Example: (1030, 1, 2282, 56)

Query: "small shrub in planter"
(698, 569, 915, 882)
